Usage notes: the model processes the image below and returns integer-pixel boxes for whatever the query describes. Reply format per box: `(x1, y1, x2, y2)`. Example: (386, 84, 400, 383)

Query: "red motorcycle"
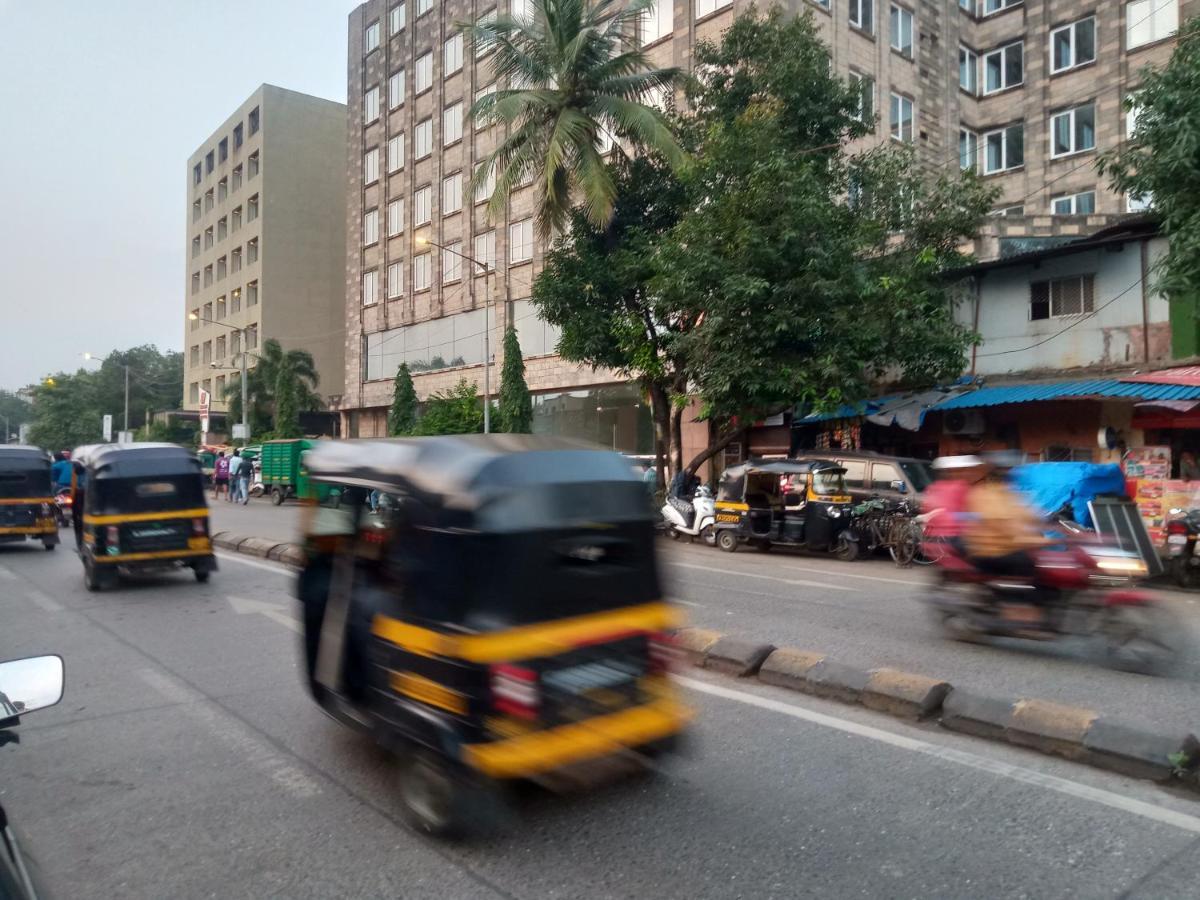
(924, 534, 1179, 674)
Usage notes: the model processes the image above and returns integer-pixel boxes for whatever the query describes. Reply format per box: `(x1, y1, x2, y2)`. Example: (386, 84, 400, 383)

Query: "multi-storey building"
(184, 85, 348, 423)
(339, 0, 1192, 444)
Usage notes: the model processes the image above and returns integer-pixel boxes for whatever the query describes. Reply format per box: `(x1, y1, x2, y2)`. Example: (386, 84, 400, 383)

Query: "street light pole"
(414, 236, 495, 433)
(82, 353, 130, 439)
(190, 314, 249, 440)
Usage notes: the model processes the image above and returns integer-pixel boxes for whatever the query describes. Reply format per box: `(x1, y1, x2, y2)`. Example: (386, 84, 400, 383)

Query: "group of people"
(211, 449, 253, 504)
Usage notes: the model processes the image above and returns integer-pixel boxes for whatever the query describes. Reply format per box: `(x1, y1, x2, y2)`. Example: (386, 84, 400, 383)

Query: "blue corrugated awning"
(933, 380, 1200, 410)
(794, 395, 899, 424)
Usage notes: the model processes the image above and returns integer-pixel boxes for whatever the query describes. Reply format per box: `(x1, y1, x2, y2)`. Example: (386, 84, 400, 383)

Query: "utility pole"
(82, 353, 130, 440)
(190, 313, 250, 440)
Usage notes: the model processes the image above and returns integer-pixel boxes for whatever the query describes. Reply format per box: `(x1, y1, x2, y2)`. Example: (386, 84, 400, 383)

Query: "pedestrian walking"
(227, 450, 243, 503)
(236, 451, 252, 505)
(212, 451, 229, 501)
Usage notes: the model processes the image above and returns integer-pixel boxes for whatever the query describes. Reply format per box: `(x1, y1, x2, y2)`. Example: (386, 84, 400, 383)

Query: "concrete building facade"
(184, 84, 348, 419)
(338, 0, 1193, 444)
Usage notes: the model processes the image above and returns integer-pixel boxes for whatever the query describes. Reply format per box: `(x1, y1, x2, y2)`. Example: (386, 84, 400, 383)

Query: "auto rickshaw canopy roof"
(70, 443, 203, 479)
(718, 458, 848, 499)
(0, 446, 52, 467)
(306, 434, 644, 511)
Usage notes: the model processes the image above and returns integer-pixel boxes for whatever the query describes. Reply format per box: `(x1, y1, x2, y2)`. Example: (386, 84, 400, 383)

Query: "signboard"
(232, 423, 250, 440)
(199, 389, 211, 435)
(102, 414, 113, 442)
(1124, 446, 1171, 546)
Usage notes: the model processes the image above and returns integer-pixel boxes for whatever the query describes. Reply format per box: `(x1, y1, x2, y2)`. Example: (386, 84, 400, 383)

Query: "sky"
(0, 0, 349, 392)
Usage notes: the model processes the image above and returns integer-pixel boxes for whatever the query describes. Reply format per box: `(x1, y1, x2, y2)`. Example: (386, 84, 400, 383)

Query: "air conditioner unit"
(943, 409, 985, 435)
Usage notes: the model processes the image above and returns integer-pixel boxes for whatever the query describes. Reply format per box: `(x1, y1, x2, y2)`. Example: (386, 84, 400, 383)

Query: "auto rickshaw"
(71, 443, 217, 591)
(297, 435, 691, 836)
(0, 447, 58, 551)
(712, 458, 860, 558)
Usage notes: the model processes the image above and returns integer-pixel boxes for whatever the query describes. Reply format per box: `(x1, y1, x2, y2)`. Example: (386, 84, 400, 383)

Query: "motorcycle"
(53, 487, 72, 529)
(661, 485, 716, 545)
(925, 534, 1179, 674)
(1165, 507, 1200, 588)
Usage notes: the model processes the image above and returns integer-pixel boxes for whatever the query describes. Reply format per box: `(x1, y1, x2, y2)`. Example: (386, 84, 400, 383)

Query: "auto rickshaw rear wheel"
(42, 541, 55, 551)
(396, 749, 470, 838)
(717, 529, 738, 553)
(835, 536, 859, 562)
(194, 568, 210, 583)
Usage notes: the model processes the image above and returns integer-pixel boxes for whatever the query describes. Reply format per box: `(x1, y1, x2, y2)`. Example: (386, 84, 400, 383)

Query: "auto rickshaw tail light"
(647, 632, 681, 673)
(489, 663, 540, 720)
(192, 517, 207, 536)
(105, 525, 119, 547)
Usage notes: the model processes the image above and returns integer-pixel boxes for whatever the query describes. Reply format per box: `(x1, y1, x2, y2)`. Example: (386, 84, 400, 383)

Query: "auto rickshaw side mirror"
(890, 480, 907, 494)
(0, 655, 64, 724)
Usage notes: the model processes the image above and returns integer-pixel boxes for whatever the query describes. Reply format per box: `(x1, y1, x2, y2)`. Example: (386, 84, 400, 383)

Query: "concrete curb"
(673, 627, 1200, 791)
(214, 531, 305, 568)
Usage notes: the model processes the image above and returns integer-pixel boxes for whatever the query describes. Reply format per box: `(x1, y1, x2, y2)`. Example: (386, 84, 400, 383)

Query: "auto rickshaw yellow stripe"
(390, 671, 468, 715)
(92, 548, 213, 564)
(715, 501, 749, 511)
(83, 508, 210, 525)
(0, 497, 54, 506)
(371, 601, 682, 663)
(461, 696, 692, 778)
(0, 525, 56, 535)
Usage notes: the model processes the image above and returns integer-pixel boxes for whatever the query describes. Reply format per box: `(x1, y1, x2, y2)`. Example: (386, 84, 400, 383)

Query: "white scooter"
(661, 485, 717, 545)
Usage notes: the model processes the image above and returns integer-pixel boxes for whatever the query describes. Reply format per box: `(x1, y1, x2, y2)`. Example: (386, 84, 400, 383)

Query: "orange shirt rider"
(963, 480, 1049, 561)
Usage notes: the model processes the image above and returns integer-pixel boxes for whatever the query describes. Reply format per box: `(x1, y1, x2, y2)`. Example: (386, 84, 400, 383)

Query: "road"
(3, 543, 1200, 898)
(210, 500, 1200, 731)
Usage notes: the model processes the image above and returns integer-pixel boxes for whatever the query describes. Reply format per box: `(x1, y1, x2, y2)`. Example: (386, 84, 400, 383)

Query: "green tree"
(413, 378, 484, 435)
(497, 327, 534, 432)
(463, 0, 683, 238)
(28, 373, 101, 450)
(1099, 17, 1200, 303)
(272, 358, 302, 439)
(389, 363, 419, 435)
(223, 339, 321, 434)
(0, 390, 33, 442)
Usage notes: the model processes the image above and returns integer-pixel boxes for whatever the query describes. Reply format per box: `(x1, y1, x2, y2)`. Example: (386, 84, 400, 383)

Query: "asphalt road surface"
(209, 501, 1200, 731)
(3, 543, 1200, 898)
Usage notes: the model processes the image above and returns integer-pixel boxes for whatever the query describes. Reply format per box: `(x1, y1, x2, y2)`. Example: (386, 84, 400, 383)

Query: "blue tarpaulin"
(1011, 463, 1128, 528)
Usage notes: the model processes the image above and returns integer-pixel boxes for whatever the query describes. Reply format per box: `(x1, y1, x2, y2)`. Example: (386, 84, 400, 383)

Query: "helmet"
(931, 455, 984, 470)
(981, 449, 1026, 470)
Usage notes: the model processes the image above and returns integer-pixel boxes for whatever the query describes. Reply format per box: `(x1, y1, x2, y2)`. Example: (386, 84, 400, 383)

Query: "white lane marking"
(227, 594, 302, 633)
(23, 588, 62, 612)
(675, 599, 704, 608)
(676, 675, 1200, 835)
(215, 550, 293, 576)
(0, 566, 16, 580)
(773, 562, 924, 587)
(671, 560, 857, 593)
(138, 668, 319, 798)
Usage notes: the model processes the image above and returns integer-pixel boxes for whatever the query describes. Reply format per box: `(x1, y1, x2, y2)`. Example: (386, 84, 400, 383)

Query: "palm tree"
(464, 0, 683, 238)
(222, 339, 321, 432)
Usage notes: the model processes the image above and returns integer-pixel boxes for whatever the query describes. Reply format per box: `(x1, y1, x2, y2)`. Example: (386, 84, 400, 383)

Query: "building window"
(217, 256, 227, 280)
(215, 375, 226, 396)
(364, 85, 381, 124)
(192, 199, 201, 223)
(443, 102, 463, 145)
(1126, 92, 1144, 138)
(391, 2, 406, 33)
(364, 308, 488, 378)
(413, 252, 432, 291)
(204, 226, 214, 250)
(848, 71, 874, 123)
(959, 128, 978, 170)
(205, 189, 214, 212)
(232, 247, 242, 273)
(695, 0, 731, 18)
(190, 346, 200, 366)
(415, 52, 433, 94)
(642, 0, 672, 43)
(232, 207, 242, 232)
(218, 216, 228, 241)
(1051, 191, 1096, 215)
(982, 0, 1022, 15)
(389, 69, 405, 109)
(232, 164, 242, 192)
(1030, 275, 1095, 320)
(475, 165, 497, 205)
(190, 308, 200, 331)
(474, 230, 496, 273)
(247, 238, 259, 264)
(231, 329, 241, 355)
(889, 5, 913, 56)
(1051, 17, 1096, 74)
(218, 177, 228, 202)
(203, 341, 212, 364)
(247, 194, 259, 222)
(476, 83, 497, 130)
(387, 198, 404, 236)
(204, 265, 214, 287)
(247, 280, 258, 306)
(192, 235, 201, 259)
(983, 41, 1023, 93)
(246, 324, 258, 350)
(248, 151, 260, 178)
(958, 46, 978, 94)
(201, 378, 212, 398)
(417, 0, 432, 16)
(216, 334, 226, 357)
(388, 261, 404, 299)
(193, 163, 202, 186)
(206, 150, 215, 174)
(365, 20, 381, 53)
(203, 302, 213, 322)
(388, 133, 405, 172)
(191, 274, 200, 296)
(444, 33, 464, 76)
(889, 93, 913, 142)
(1127, 0, 1177, 50)
(414, 185, 432, 225)
(1128, 191, 1154, 212)
(848, 0, 873, 33)
(1050, 103, 1096, 158)
(363, 268, 379, 306)
(415, 119, 433, 159)
(509, 218, 533, 263)
(248, 107, 260, 136)
(218, 137, 228, 164)
(512, 0, 533, 22)
(364, 208, 380, 246)
(232, 287, 241, 313)
(512, 299, 564, 358)
(233, 123, 244, 150)
(443, 172, 463, 215)
(364, 147, 380, 184)
(189, 383, 199, 404)
(443, 241, 463, 283)
(984, 123, 1024, 173)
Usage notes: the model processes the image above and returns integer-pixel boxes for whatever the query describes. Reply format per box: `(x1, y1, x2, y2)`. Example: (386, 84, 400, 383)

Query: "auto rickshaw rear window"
(92, 476, 205, 515)
(0, 469, 50, 498)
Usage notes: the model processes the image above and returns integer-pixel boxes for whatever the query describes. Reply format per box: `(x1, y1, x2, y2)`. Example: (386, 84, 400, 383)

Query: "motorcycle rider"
(667, 468, 700, 528)
(923, 455, 983, 549)
(51, 451, 72, 494)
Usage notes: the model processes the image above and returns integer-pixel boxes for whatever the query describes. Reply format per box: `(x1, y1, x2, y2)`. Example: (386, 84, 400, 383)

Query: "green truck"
(260, 439, 332, 506)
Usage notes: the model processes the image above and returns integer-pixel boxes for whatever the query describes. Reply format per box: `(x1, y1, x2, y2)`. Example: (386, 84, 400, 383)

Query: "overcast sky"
(0, 1, 348, 392)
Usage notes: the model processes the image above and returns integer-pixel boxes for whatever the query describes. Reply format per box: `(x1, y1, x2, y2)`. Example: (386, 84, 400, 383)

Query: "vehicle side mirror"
(783, 492, 801, 506)
(0, 655, 64, 726)
(890, 480, 907, 494)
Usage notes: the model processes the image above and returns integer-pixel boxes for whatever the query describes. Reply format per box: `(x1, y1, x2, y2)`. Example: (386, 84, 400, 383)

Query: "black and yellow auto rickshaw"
(0, 447, 58, 552)
(71, 443, 217, 591)
(712, 458, 860, 558)
(297, 435, 691, 836)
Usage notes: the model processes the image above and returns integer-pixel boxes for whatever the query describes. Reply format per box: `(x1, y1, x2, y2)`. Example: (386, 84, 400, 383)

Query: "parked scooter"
(248, 461, 265, 498)
(661, 485, 716, 545)
(1165, 507, 1200, 587)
